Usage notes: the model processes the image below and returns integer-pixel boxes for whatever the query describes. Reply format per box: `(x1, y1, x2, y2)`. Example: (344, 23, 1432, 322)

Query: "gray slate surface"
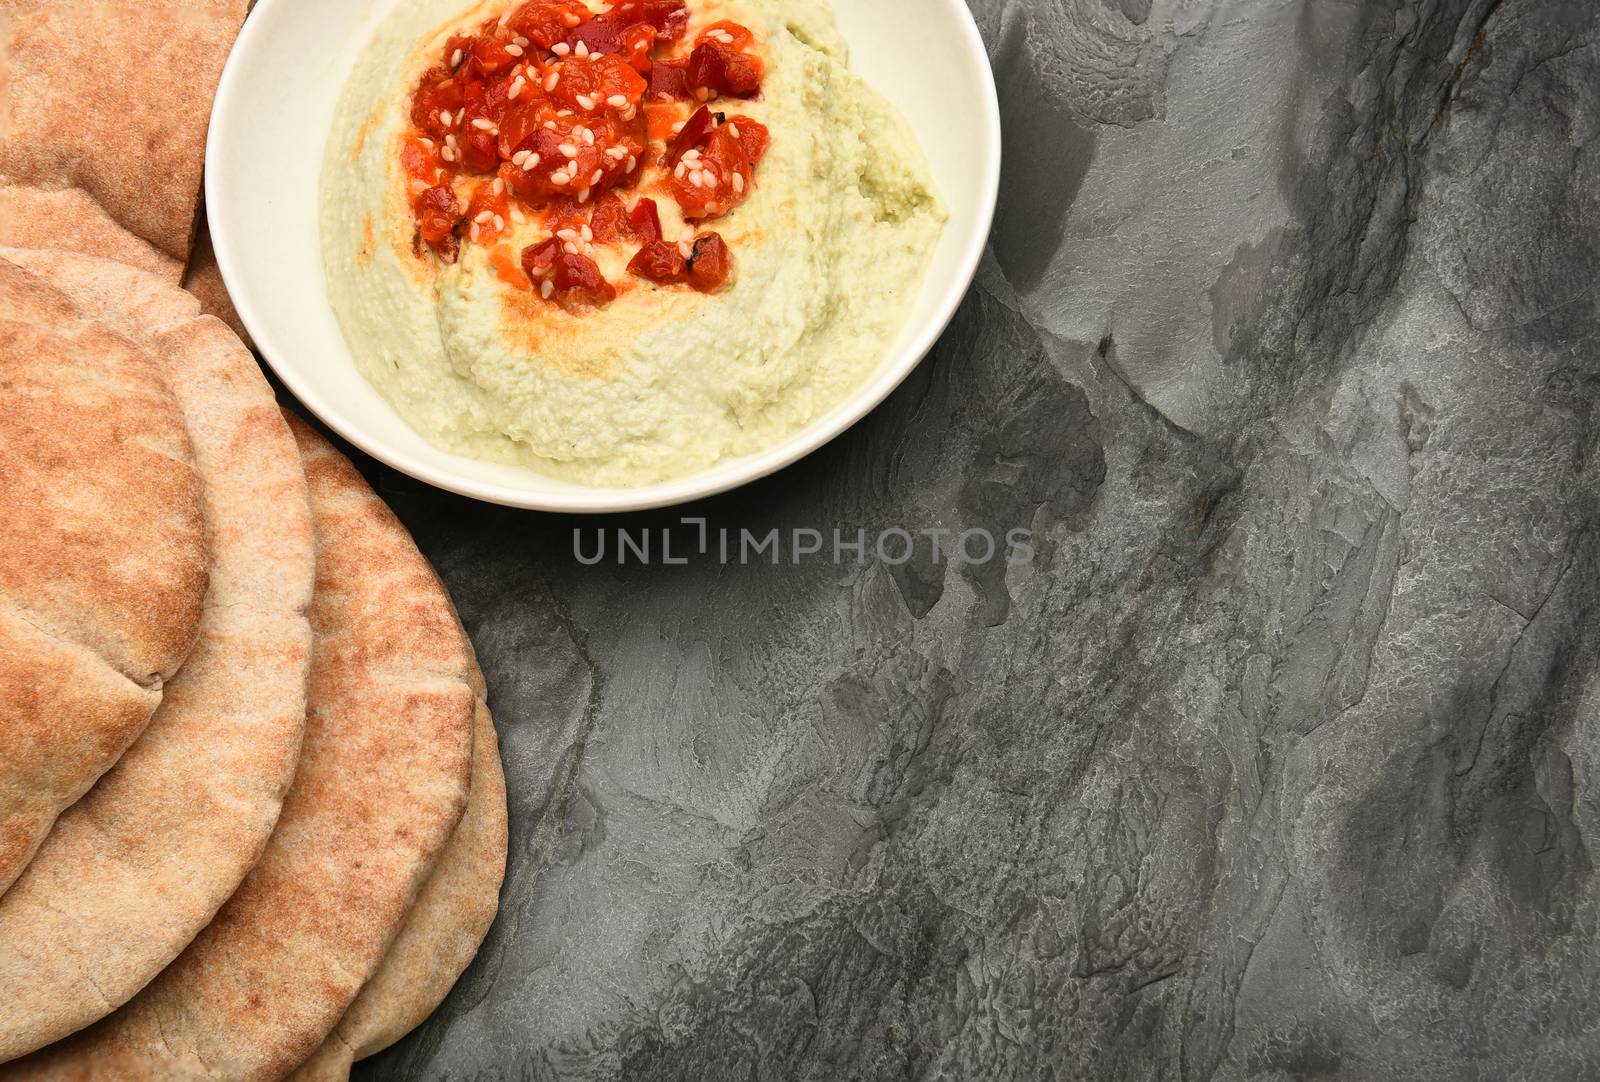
(351, 0, 1600, 1077)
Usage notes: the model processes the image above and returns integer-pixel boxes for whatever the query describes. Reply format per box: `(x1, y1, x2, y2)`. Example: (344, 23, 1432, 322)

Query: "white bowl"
(206, 0, 999, 513)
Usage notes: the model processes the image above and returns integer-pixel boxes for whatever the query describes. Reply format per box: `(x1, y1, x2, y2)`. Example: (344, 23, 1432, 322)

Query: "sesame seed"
(522, 153, 542, 170)
(494, 215, 505, 231)
(472, 118, 496, 131)
(441, 146, 456, 162)
(492, 177, 506, 194)
(575, 40, 590, 57)
(509, 81, 524, 100)
(581, 224, 593, 241)
(552, 42, 571, 56)
(418, 137, 435, 149)
(732, 172, 745, 193)
(607, 94, 628, 108)
(557, 228, 580, 242)
(727, 124, 741, 139)
(541, 279, 555, 298)
(439, 110, 453, 127)
(512, 150, 530, 167)
(563, 241, 580, 255)
(578, 187, 591, 203)
(690, 169, 706, 186)
(557, 109, 573, 117)
(551, 170, 571, 185)
(544, 120, 558, 130)
(559, 143, 579, 157)
(576, 94, 596, 111)
(626, 155, 637, 172)
(582, 128, 595, 145)
(678, 240, 694, 259)
(514, 35, 530, 47)
(505, 43, 524, 56)
(475, 210, 494, 224)
(450, 49, 463, 67)
(591, 168, 604, 185)
(545, 72, 560, 91)
(605, 147, 627, 160)
(682, 148, 701, 160)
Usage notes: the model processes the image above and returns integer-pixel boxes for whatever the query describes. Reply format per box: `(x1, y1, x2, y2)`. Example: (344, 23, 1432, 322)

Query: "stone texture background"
(345, 0, 1600, 1077)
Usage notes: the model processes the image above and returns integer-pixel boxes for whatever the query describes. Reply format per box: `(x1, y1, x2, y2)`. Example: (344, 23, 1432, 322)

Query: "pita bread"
(0, 187, 182, 280)
(0, 251, 313, 1061)
(289, 686, 507, 1082)
(0, 0, 248, 269)
(184, 220, 252, 347)
(1, 416, 476, 1080)
(0, 258, 207, 896)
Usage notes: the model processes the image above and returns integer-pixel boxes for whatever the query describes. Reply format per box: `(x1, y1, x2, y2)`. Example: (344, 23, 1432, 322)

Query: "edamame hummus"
(322, 0, 945, 487)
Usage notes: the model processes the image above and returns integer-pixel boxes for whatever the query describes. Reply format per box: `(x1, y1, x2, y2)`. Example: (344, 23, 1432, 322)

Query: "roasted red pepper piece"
(588, 192, 632, 243)
(686, 38, 762, 99)
(723, 114, 770, 164)
(666, 104, 717, 166)
(670, 125, 753, 220)
(686, 232, 732, 292)
(510, 0, 592, 49)
(612, 0, 689, 39)
(567, 13, 655, 72)
(627, 238, 688, 284)
(411, 68, 466, 135)
(647, 58, 691, 101)
(695, 21, 754, 50)
(459, 130, 500, 173)
(523, 238, 617, 307)
(415, 184, 464, 258)
(550, 53, 648, 113)
(629, 197, 663, 242)
(554, 251, 617, 306)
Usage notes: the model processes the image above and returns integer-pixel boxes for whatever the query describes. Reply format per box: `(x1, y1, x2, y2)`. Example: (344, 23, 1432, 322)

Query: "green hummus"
(322, 0, 945, 488)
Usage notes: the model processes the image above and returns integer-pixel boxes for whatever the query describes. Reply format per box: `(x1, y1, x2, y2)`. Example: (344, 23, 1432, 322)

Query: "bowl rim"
(205, 0, 1001, 514)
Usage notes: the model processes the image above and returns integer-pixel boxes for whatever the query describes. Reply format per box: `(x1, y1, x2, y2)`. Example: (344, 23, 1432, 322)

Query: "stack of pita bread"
(0, 3, 507, 1079)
